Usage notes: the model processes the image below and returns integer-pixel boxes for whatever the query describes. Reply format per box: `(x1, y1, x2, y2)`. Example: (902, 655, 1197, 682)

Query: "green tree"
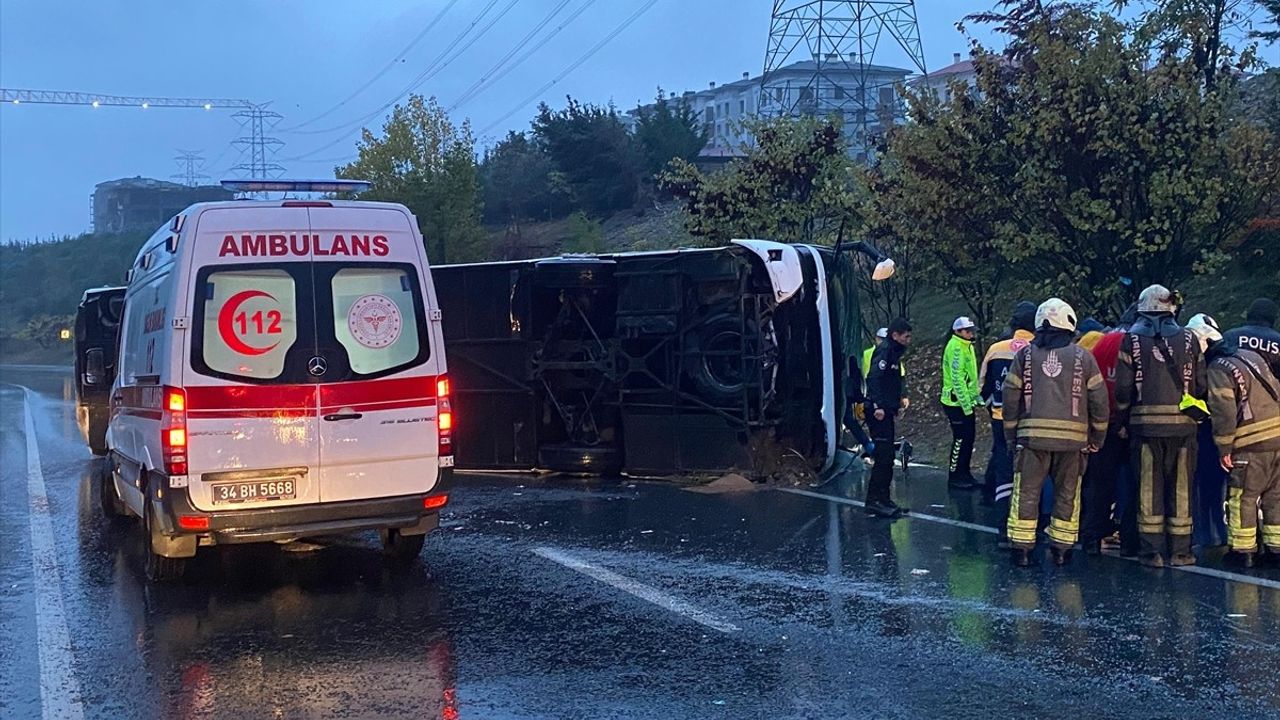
(865, 54, 1022, 335)
(660, 116, 860, 245)
(562, 211, 606, 253)
(662, 115, 914, 330)
(337, 95, 487, 264)
(893, 1, 1280, 317)
(532, 98, 639, 214)
(633, 89, 707, 185)
(479, 131, 573, 224)
(1254, 0, 1280, 39)
(17, 314, 73, 350)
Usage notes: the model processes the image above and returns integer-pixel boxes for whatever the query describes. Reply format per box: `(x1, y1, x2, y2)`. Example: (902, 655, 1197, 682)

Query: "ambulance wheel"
(143, 502, 186, 583)
(380, 528, 425, 563)
(97, 459, 128, 520)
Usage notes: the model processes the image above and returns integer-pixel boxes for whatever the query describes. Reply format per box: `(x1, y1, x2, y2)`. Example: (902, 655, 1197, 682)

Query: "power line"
(287, 0, 511, 138)
(282, 0, 521, 163)
(478, 0, 661, 137)
(279, 0, 462, 131)
(447, 0, 576, 111)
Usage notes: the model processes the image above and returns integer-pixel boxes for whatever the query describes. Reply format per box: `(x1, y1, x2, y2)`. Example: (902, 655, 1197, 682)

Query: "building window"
(834, 86, 845, 100)
(739, 99, 745, 114)
(879, 86, 895, 107)
(705, 106, 715, 121)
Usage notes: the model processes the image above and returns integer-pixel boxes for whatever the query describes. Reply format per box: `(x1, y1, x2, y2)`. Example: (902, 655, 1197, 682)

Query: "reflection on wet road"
(3, 365, 1279, 719)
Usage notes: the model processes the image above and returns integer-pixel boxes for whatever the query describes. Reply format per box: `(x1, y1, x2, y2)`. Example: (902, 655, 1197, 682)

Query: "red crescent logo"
(217, 290, 280, 356)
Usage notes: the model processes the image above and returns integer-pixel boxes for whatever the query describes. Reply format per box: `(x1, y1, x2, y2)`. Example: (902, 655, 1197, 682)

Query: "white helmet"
(1186, 313, 1222, 352)
(1036, 298, 1077, 332)
(1138, 284, 1178, 313)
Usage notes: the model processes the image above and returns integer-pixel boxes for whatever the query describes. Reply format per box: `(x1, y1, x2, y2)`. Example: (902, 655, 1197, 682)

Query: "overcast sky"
(0, 0, 1259, 242)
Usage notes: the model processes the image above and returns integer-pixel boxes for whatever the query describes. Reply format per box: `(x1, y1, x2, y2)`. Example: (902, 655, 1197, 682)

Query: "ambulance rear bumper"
(156, 469, 453, 544)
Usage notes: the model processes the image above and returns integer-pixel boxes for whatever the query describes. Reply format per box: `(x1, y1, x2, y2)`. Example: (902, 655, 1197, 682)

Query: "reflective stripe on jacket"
(941, 334, 979, 414)
(1207, 349, 1280, 453)
(979, 330, 1033, 421)
(1002, 343, 1109, 451)
(1115, 328, 1206, 438)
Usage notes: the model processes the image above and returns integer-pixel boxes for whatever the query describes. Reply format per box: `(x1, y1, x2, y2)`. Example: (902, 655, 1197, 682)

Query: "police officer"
(941, 316, 981, 489)
(1002, 298, 1109, 566)
(863, 328, 887, 378)
(865, 317, 913, 518)
(1221, 298, 1280, 377)
(1203, 315, 1280, 569)
(1115, 284, 1207, 568)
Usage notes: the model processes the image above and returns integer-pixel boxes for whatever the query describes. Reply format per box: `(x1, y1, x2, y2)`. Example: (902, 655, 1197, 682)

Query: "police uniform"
(1002, 341, 1109, 553)
(1206, 349, 1280, 557)
(865, 337, 907, 512)
(1221, 324, 1280, 378)
(1114, 324, 1206, 563)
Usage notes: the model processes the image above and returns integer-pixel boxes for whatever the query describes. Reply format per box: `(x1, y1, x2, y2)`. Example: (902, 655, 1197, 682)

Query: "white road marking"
(532, 546, 740, 634)
(781, 487, 999, 535)
(781, 486, 1280, 592)
(21, 387, 87, 720)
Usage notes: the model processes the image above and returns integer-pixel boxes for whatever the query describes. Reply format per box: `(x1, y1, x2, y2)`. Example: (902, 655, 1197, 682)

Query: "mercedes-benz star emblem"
(308, 356, 327, 376)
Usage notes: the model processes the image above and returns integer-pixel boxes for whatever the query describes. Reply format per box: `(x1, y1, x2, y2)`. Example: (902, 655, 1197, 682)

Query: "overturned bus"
(433, 239, 892, 479)
(74, 285, 126, 455)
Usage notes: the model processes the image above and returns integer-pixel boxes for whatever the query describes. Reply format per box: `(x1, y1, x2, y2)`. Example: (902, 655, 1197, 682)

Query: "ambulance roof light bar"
(220, 179, 371, 194)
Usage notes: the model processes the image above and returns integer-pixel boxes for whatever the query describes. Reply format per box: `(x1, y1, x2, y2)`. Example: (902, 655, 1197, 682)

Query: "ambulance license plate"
(211, 479, 296, 504)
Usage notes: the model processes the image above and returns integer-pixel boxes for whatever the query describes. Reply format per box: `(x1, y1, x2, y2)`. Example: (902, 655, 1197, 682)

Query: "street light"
(59, 329, 71, 341)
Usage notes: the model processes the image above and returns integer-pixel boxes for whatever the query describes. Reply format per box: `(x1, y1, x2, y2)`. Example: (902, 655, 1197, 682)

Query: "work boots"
(1227, 551, 1256, 569)
(1051, 547, 1073, 566)
(1011, 549, 1032, 567)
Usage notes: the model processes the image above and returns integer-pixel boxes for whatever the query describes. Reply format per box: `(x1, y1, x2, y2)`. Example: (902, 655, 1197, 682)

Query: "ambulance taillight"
(162, 387, 188, 476)
(436, 376, 453, 465)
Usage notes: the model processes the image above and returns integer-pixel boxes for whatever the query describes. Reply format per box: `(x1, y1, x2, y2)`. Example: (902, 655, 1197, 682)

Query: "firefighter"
(1221, 298, 1280, 377)
(1080, 307, 1137, 556)
(979, 301, 1036, 531)
(1115, 284, 1207, 568)
(1002, 298, 1110, 566)
(941, 317, 981, 489)
(865, 317, 913, 518)
(1203, 314, 1280, 569)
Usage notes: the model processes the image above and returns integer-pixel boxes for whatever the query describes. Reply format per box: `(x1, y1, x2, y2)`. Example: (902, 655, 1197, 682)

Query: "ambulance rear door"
(306, 205, 443, 503)
(182, 207, 322, 511)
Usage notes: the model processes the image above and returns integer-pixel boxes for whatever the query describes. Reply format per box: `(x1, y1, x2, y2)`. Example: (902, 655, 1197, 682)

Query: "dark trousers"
(1008, 447, 1087, 550)
(1081, 428, 1127, 544)
(1193, 423, 1228, 548)
(985, 418, 1013, 506)
(1132, 435, 1197, 558)
(865, 414, 896, 505)
(944, 405, 976, 481)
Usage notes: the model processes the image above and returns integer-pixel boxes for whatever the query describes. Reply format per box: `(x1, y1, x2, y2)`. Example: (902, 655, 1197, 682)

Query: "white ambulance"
(102, 180, 452, 581)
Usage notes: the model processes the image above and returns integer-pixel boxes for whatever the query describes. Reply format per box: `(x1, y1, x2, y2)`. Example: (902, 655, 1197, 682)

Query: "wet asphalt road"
(2, 365, 1280, 719)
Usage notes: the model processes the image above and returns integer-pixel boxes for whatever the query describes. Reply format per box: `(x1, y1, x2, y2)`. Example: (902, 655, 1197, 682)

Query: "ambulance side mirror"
(84, 348, 107, 387)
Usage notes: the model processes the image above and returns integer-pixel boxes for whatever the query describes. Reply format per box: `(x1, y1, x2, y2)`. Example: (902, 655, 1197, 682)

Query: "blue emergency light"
(220, 179, 372, 193)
